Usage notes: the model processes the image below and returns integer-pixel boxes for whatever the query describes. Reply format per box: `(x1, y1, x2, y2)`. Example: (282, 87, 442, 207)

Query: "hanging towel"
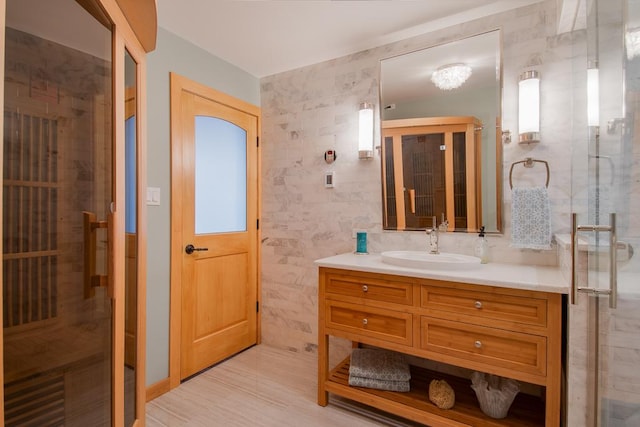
(511, 186, 552, 250)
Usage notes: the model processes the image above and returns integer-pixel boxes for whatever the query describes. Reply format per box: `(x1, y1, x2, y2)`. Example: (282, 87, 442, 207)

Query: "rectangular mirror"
(380, 30, 502, 233)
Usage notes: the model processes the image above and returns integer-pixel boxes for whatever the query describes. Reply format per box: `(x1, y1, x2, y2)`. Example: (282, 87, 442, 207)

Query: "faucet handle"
(437, 213, 448, 231)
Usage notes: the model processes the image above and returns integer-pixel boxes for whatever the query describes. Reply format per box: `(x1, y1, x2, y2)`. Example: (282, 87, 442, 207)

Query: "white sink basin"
(381, 250, 481, 270)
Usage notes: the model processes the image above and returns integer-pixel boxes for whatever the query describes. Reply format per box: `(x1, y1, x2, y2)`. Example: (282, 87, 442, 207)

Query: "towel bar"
(509, 157, 550, 189)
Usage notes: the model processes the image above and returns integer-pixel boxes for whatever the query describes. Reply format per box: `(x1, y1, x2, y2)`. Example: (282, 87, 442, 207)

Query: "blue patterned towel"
(511, 187, 552, 250)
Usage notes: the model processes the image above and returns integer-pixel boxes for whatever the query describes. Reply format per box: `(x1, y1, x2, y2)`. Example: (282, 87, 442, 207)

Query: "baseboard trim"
(146, 378, 171, 402)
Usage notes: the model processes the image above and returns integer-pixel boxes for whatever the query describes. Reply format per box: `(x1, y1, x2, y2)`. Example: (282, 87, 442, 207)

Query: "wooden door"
(171, 73, 259, 380)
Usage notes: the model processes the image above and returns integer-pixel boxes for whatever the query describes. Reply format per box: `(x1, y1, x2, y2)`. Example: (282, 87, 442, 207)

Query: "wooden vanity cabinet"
(318, 267, 562, 427)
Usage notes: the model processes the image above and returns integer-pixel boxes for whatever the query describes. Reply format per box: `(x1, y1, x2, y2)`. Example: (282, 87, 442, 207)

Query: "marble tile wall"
(258, 0, 640, 423)
(260, 0, 579, 356)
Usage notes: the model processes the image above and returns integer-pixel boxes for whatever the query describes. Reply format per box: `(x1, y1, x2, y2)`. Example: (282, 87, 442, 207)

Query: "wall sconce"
(587, 66, 599, 127)
(358, 102, 374, 159)
(518, 70, 540, 143)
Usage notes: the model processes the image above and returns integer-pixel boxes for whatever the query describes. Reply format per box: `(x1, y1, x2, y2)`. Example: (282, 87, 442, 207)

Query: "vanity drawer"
(420, 317, 546, 377)
(325, 300, 412, 346)
(325, 273, 413, 306)
(421, 285, 547, 328)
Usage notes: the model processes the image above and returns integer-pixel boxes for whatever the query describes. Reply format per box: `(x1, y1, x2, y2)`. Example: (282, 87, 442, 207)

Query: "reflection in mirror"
(124, 49, 138, 426)
(382, 117, 482, 231)
(380, 30, 502, 232)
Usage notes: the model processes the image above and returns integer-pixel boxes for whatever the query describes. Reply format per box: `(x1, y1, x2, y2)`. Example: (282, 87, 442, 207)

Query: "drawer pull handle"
(474, 301, 482, 309)
(474, 340, 482, 348)
(362, 285, 368, 292)
(362, 318, 368, 325)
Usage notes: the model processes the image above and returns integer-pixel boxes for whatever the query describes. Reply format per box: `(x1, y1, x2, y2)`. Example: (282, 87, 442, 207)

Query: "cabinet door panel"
(420, 317, 546, 377)
(325, 301, 412, 346)
(421, 285, 548, 329)
(326, 273, 413, 306)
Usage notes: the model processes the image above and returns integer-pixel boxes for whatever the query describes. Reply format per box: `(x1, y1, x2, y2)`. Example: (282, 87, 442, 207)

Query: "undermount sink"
(380, 250, 481, 270)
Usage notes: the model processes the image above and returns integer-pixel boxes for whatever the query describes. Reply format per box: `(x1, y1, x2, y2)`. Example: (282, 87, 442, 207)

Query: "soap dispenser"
(475, 226, 489, 264)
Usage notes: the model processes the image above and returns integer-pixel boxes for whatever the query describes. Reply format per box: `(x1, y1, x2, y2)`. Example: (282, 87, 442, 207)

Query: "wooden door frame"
(168, 73, 261, 390)
(0, 2, 6, 420)
(119, 34, 149, 426)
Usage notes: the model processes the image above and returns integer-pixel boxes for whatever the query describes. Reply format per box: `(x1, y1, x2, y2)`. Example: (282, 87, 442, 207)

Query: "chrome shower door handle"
(571, 213, 618, 309)
(571, 213, 577, 305)
(609, 213, 617, 309)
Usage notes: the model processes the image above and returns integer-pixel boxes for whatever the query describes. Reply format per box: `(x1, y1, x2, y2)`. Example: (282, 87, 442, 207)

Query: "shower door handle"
(407, 189, 416, 214)
(571, 213, 617, 308)
(83, 211, 109, 299)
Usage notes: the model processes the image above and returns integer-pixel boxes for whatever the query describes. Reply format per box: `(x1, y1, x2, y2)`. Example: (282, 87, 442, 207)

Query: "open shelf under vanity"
(325, 356, 545, 427)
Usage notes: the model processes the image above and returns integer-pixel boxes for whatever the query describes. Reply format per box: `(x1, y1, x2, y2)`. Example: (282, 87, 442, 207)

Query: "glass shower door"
(3, 1, 114, 425)
(572, 0, 640, 425)
(596, 0, 640, 423)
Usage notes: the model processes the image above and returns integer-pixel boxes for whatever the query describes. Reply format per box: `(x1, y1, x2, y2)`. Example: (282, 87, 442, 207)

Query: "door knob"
(185, 244, 209, 255)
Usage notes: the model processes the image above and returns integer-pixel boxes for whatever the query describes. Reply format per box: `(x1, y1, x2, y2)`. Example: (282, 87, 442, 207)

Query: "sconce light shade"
(518, 70, 540, 143)
(587, 67, 600, 127)
(358, 102, 374, 159)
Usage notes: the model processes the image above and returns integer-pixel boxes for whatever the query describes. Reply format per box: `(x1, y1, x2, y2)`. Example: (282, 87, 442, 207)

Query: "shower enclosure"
(569, 0, 640, 425)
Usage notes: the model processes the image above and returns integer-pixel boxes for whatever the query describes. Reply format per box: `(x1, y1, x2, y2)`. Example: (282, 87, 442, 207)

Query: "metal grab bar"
(571, 213, 617, 309)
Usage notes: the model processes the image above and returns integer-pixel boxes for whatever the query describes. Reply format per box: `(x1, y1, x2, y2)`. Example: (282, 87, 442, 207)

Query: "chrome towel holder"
(509, 157, 550, 189)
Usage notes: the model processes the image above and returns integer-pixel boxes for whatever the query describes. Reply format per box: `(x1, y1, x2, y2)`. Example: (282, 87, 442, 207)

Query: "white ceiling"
(156, 0, 542, 78)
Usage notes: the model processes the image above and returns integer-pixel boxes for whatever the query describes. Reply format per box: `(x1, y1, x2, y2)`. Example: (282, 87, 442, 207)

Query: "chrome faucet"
(426, 216, 439, 254)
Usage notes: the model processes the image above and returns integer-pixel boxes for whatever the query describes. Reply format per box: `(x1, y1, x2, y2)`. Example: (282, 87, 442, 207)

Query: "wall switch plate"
(324, 171, 335, 188)
(146, 187, 161, 206)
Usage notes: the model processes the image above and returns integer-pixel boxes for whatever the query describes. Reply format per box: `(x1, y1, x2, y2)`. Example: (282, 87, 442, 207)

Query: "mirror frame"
(378, 29, 503, 233)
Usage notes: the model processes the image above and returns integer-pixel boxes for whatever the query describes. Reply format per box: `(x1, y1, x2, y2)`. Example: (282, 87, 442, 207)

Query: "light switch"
(147, 187, 161, 206)
(324, 171, 335, 188)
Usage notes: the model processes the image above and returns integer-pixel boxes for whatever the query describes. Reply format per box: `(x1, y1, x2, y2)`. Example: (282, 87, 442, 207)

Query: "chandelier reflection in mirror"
(431, 63, 472, 90)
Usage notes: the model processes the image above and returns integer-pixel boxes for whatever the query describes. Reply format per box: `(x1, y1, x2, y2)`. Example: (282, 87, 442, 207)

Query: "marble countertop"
(315, 252, 569, 294)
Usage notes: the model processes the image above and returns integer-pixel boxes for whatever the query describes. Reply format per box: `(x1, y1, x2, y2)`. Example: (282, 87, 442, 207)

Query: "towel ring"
(509, 158, 550, 189)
